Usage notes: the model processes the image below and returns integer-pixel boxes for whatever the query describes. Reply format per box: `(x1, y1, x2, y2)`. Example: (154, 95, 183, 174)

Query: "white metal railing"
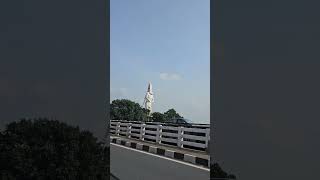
(110, 120, 210, 152)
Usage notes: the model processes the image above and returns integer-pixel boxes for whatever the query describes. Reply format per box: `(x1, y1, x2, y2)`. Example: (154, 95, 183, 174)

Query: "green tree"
(164, 108, 183, 120)
(151, 112, 166, 122)
(110, 99, 148, 121)
(0, 118, 109, 180)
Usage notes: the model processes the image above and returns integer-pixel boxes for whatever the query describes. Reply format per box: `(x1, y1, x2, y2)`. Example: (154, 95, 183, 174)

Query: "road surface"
(111, 143, 210, 180)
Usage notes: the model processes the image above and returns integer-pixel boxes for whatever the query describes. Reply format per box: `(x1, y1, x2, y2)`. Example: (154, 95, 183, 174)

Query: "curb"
(111, 136, 210, 168)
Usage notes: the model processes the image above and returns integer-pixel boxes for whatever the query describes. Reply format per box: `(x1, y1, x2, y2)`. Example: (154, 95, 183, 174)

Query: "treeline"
(110, 99, 183, 122)
(0, 118, 109, 180)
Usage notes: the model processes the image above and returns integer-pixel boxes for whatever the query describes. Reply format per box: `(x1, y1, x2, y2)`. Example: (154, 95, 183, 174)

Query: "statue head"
(147, 82, 153, 93)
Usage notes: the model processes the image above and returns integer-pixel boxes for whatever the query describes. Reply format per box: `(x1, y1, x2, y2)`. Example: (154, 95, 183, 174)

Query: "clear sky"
(110, 0, 210, 124)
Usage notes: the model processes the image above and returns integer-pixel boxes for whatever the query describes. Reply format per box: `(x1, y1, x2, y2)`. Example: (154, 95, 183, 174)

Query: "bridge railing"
(110, 120, 210, 152)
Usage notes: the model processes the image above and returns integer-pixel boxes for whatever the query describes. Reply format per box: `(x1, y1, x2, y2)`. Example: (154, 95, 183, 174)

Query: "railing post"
(156, 125, 162, 144)
(140, 123, 145, 141)
(127, 123, 132, 138)
(116, 122, 121, 136)
(205, 128, 210, 153)
(177, 126, 184, 148)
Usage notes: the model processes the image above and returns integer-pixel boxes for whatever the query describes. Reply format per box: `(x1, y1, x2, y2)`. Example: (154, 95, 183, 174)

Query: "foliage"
(151, 112, 166, 122)
(0, 118, 109, 180)
(151, 109, 183, 122)
(110, 99, 149, 121)
(211, 163, 237, 179)
(110, 99, 183, 123)
(163, 108, 183, 120)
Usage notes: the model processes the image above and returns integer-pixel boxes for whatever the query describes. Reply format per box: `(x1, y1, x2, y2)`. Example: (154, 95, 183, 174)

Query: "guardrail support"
(177, 127, 184, 148)
(205, 128, 210, 152)
(127, 123, 132, 138)
(116, 122, 121, 136)
(156, 125, 162, 144)
(140, 123, 146, 141)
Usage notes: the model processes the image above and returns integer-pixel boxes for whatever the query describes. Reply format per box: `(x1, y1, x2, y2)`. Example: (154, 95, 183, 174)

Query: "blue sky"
(111, 0, 210, 123)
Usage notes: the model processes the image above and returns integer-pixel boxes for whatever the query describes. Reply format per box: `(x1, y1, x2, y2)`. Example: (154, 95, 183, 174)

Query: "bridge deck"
(110, 135, 209, 160)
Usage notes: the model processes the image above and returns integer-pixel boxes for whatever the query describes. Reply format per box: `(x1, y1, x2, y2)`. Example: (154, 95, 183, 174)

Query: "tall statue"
(143, 82, 154, 116)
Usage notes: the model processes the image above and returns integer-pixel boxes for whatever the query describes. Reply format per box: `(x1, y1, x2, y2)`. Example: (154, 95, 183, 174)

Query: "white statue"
(143, 82, 154, 116)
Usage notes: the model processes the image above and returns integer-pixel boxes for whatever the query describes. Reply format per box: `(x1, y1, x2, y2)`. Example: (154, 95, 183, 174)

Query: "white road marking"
(111, 143, 210, 172)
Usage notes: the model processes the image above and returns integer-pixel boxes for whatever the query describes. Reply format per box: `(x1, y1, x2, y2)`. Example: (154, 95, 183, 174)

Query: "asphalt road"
(110, 143, 210, 180)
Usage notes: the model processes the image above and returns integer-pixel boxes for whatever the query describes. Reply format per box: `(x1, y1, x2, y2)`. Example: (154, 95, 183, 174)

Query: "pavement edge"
(110, 136, 210, 168)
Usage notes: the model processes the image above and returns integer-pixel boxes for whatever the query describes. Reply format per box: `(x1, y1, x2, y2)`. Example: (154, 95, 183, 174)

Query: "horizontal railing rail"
(110, 119, 210, 128)
(110, 120, 210, 152)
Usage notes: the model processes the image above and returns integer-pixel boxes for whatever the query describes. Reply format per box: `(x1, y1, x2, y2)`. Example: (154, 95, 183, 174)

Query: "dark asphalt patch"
(195, 157, 208, 167)
(130, 142, 137, 148)
(174, 152, 184, 160)
(120, 140, 126, 146)
(156, 148, 165, 155)
(142, 145, 149, 152)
